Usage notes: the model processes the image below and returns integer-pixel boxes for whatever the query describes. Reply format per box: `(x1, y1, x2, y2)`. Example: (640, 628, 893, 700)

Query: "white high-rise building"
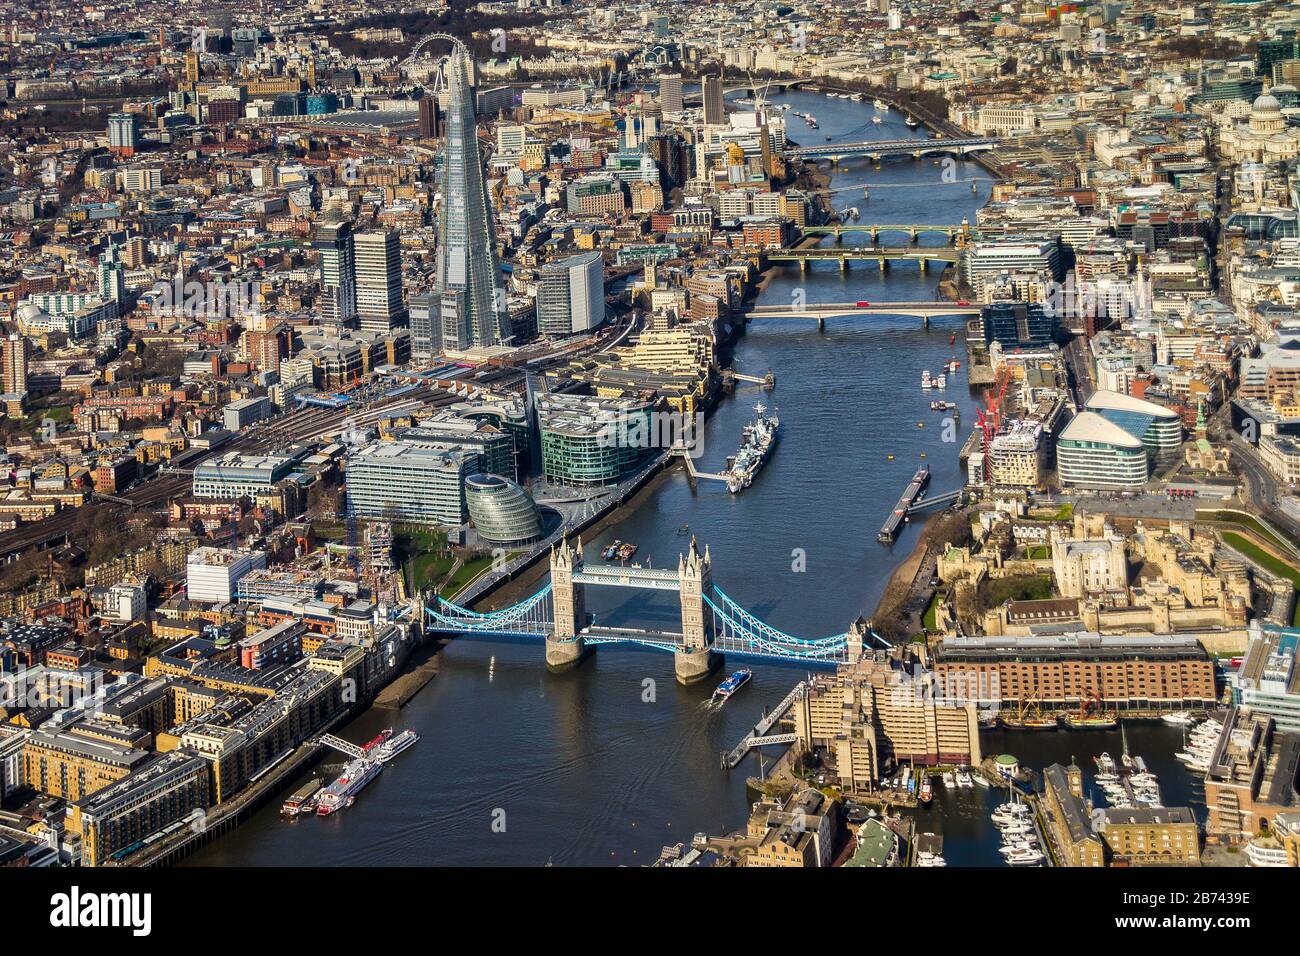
(537, 252, 605, 337)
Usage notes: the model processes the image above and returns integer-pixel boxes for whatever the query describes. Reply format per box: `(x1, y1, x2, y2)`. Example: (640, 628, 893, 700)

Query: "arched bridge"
(788, 136, 998, 162)
(425, 537, 882, 684)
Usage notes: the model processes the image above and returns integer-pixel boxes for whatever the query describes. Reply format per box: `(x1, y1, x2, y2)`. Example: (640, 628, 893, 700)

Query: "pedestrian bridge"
(424, 537, 884, 683)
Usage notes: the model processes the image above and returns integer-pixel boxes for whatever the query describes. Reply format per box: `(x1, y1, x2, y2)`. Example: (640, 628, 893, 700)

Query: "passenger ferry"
(712, 668, 753, 703)
(374, 728, 420, 763)
(873, 98, 889, 110)
(316, 758, 383, 816)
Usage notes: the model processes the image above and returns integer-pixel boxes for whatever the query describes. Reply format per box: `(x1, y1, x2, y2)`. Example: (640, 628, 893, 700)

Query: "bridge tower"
(547, 536, 588, 671)
(675, 537, 718, 684)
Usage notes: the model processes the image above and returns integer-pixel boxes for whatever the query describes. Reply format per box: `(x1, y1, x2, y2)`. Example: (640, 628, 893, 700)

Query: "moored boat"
(374, 728, 420, 763)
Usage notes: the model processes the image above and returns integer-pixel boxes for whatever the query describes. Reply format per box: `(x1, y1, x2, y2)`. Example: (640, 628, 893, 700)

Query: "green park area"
(1220, 532, 1300, 626)
(1199, 510, 1298, 559)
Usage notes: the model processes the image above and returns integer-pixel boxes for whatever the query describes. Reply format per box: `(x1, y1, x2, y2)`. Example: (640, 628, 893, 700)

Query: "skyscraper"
(314, 221, 357, 325)
(659, 72, 683, 113)
(436, 41, 512, 351)
(2, 333, 30, 396)
(97, 240, 126, 303)
(702, 74, 726, 126)
(418, 95, 440, 138)
(355, 229, 407, 334)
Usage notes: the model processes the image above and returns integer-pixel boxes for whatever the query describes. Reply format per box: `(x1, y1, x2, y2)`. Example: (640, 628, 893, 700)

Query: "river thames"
(190, 91, 1206, 867)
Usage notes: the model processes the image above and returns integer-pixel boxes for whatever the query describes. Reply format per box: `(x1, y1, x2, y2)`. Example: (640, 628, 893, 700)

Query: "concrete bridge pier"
(817, 316, 825, 331)
(546, 634, 587, 671)
(675, 646, 718, 685)
(839, 257, 848, 273)
(877, 257, 888, 272)
(918, 258, 928, 273)
(799, 257, 809, 273)
(921, 313, 930, 328)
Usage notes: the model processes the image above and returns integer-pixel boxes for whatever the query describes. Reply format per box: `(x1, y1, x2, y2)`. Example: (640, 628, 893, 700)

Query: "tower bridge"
(424, 537, 885, 684)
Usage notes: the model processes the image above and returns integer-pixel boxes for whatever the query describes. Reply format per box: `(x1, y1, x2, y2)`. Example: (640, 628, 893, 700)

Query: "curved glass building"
(1057, 412, 1149, 488)
(1084, 390, 1183, 467)
(465, 473, 543, 545)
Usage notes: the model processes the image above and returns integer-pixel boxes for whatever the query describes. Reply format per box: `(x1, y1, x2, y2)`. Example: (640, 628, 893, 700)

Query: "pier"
(722, 680, 807, 769)
(877, 464, 931, 543)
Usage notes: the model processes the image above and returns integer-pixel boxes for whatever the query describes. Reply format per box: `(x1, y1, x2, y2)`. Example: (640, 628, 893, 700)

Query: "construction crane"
(975, 364, 1012, 482)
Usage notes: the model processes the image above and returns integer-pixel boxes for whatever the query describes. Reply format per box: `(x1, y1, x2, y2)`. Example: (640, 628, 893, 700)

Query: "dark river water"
(190, 91, 1202, 867)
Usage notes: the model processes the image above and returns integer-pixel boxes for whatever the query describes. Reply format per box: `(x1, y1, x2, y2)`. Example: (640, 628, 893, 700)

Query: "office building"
(537, 394, 653, 488)
(537, 251, 605, 337)
(436, 42, 512, 351)
(186, 547, 267, 604)
(192, 452, 296, 499)
(981, 301, 1057, 348)
(1056, 412, 1150, 488)
(464, 473, 543, 545)
(1084, 390, 1183, 467)
(314, 221, 357, 325)
(409, 291, 440, 360)
(566, 174, 625, 216)
(702, 74, 726, 126)
(355, 229, 407, 334)
(345, 441, 477, 526)
(961, 238, 1063, 295)
(659, 72, 683, 113)
(107, 112, 140, 156)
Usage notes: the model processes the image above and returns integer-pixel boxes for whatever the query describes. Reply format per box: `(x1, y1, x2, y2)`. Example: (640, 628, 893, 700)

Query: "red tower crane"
(976, 366, 1011, 482)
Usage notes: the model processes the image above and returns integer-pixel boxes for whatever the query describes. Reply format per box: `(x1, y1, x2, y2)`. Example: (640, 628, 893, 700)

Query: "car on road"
(856, 300, 872, 307)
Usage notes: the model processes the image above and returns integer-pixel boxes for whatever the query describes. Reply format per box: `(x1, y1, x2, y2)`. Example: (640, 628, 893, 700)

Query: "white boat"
(873, 98, 889, 110)
(942, 771, 956, 788)
(374, 728, 419, 763)
(973, 774, 990, 788)
(955, 769, 974, 788)
(871, 115, 883, 125)
(935, 374, 947, 389)
(916, 851, 947, 867)
(921, 370, 932, 389)
(1161, 711, 1195, 727)
(1005, 845, 1045, 866)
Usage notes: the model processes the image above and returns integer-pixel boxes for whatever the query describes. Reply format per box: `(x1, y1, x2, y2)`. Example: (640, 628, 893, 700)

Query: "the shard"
(436, 44, 512, 349)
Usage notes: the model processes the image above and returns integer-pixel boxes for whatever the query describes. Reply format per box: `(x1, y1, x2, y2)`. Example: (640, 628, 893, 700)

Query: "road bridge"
(425, 537, 887, 684)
